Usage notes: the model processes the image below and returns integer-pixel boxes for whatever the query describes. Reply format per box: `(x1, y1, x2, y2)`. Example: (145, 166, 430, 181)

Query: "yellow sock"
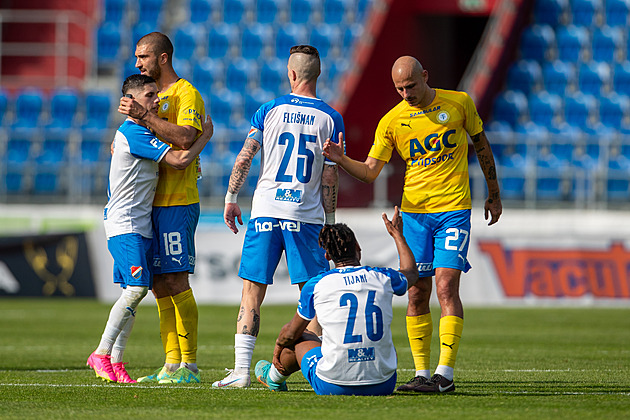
(156, 296, 181, 365)
(437, 316, 464, 369)
(173, 289, 198, 364)
(406, 313, 433, 374)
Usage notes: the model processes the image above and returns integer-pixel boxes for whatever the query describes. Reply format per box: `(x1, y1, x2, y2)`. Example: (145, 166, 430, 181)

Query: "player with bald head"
(213, 45, 345, 388)
(118, 32, 208, 384)
(323, 56, 502, 393)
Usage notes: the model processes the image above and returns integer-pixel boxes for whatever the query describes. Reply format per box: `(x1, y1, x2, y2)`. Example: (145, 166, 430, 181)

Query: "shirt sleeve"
(250, 99, 275, 132)
(462, 92, 484, 137)
(176, 87, 204, 132)
(368, 113, 395, 162)
(297, 277, 319, 320)
(325, 110, 345, 165)
(127, 126, 171, 162)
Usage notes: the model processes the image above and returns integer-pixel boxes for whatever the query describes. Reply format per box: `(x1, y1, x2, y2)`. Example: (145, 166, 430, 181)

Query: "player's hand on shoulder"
(322, 132, 344, 163)
(224, 202, 243, 234)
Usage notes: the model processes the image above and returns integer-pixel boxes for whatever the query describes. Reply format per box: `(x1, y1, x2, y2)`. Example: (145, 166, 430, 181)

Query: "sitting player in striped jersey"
(255, 207, 418, 395)
(86, 74, 212, 383)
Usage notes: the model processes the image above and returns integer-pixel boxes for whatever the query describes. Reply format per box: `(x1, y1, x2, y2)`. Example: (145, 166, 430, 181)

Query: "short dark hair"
(289, 45, 320, 59)
(137, 32, 174, 63)
(318, 223, 358, 264)
(122, 74, 156, 96)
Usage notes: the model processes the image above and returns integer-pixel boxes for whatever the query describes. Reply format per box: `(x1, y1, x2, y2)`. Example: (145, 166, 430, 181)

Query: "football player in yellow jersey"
(323, 56, 502, 393)
(119, 32, 207, 384)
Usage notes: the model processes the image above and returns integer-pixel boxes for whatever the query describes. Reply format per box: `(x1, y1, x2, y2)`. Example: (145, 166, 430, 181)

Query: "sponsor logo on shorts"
(171, 256, 183, 265)
(348, 347, 375, 363)
(417, 262, 433, 272)
(255, 220, 301, 232)
(275, 188, 302, 203)
(131, 266, 143, 279)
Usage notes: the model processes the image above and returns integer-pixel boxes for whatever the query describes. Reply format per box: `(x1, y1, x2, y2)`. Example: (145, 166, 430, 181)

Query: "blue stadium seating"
(570, 0, 601, 26)
(132, 22, 159, 45)
(245, 88, 274, 118)
(48, 89, 79, 130)
(137, 0, 165, 26)
(326, 58, 350, 88)
(606, 156, 630, 200)
(599, 92, 630, 129)
(534, 0, 568, 26)
(173, 25, 205, 61)
(290, 0, 318, 24)
(3, 170, 26, 194)
(0, 89, 8, 124)
(605, 0, 630, 26)
(564, 92, 596, 129)
(519, 24, 555, 62)
(6, 130, 35, 166)
(223, 0, 253, 24)
(613, 61, 630, 96)
(13, 89, 44, 129)
(343, 23, 363, 49)
(323, 0, 349, 24)
(275, 24, 309, 58)
(193, 57, 224, 97)
(210, 89, 243, 126)
(189, 0, 216, 23)
(256, 0, 287, 24)
(492, 90, 528, 127)
(591, 25, 623, 62)
(97, 22, 122, 65)
(83, 92, 112, 130)
(542, 60, 576, 95)
(104, 0, 127, 23)
(259, 58, 288, 95)
(548, 122, 581, 163)
(172, 58, 193, 81)
(356, 0, 373, 21)
(80, 136, 107, 164)
(556, 24, 589, 62)
(499, 166, 527, 200)
(226, 58, 257, 92)
(207, 23, 238, 59)
(506, 59, 542, 95)
(310, 24, 340, 59)
(577, 60, 611, 95)
(37, 135, 68, 165)
(485, 120, 513, 163)
(241, 24, 273, 59)
(33, 169, 63, 195)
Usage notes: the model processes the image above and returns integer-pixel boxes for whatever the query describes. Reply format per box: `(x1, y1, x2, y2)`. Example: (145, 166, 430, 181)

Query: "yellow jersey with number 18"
(368, 89, 483, 214)
(153, 78, 205, 207)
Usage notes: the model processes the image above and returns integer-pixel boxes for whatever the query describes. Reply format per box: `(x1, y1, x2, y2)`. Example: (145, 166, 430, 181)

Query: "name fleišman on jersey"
(368, 89, 484, 213)
(298, 266, 407, 386)
(249, 93, 345, 224)
(153, 78, 205, 207)
(104, 119, 170, 239)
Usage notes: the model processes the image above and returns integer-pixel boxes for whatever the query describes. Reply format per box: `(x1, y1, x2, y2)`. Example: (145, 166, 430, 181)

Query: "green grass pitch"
(0, 299, 628, 419)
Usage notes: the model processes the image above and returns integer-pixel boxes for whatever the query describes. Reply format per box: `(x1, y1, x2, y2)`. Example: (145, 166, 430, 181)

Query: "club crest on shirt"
(131, 266, 143, 279)
(161, 102, 169, 112)
(437, 111, 450, 123)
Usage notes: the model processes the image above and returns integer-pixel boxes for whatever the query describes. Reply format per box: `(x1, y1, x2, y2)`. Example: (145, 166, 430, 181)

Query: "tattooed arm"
(224, 138, 262, 234)
(321, 164, 338, 224)
(471, 130, 502, 225)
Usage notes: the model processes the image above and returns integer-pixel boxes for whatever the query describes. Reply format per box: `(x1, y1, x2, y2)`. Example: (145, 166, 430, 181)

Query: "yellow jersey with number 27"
(153, 78, 205, 207)
(368, 89, 483, 214)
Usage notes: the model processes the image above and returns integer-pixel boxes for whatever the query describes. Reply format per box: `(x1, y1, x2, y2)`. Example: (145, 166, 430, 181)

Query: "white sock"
(181, 362, 198, 373)
(416, 370, 431, 379)
(96, 286, 147, 357)
(234, 334, 257, 373)
(111, 314, 135, 363)
(434, 365, 454, 380)
(269, 364, 289, 383)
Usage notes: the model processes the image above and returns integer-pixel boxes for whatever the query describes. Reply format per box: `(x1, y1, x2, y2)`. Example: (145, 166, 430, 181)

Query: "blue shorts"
(300, 347, 397, 396)
(151, 203, 200, 275)
(402, 209, 472, 277)
(238, 217, 328, 285)
(107, 233, 153, 288)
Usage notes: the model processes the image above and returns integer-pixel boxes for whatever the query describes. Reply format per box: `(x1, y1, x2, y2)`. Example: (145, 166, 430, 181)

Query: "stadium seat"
(536, 150, 567, 200)
(173, 25, 205, 61)
(275, 24, 309, 58)
(241, 24, 273, 59)
(137, 0, 165, 26)
(259, 58, 288, 95)
(577, 61, 611, 95)
(210, 89, 243, 126)
(103, 0, 127, 23)
(591, 25, 623, 62)
(189, 0, 216, 23)
(0, 89, 8, 125)
(356, 0, 373, 21)
(33, 169, 63, 195)
(542, 60, 576, 95)
(80, 136, 108, 164)
(326, 58, 350, 89)
(83, 92, 112, 130)
(256, 0, 287, 24)
(605, 0, 630, 26)
(193, 57, 224, 97)
(172, 58, 193, 81)
(226, 58, 257, 92)
(506, 59, 542, 96)
(499, 166, 527, 200)
(323, 0, 349, 24)
(343, 23, 363, 50)
(485, 120, 513, 163)
(556, 24, 589, 62)
(48, 88, 79, 130)
(290, 0, 318, 24)
(6, 130, 35, 165)
(564, 92, 596, 129)
(132, 22, 159, 45)
(13, 88, 44, 129)
(97, 22, 123, 64)
(244, 88, 273, 119)
(37, 135, 68, 165)
(519, 24, 555, 62)
(606, 156, 630, 200)
(492, 90, 527, 128)
(310, 24, 340, 59)
(534, 0, 568, 26)
(3, 170, 27, 194)
(223, 0, 253, 24)
(570, 0, 601, 26)
(548, 122, 581, 163)
(207, 23, 238, 59)
(599, 93, 630, 129)
(613, 61, 630, 96)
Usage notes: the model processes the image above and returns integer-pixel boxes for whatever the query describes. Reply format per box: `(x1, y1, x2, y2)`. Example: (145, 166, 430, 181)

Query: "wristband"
(225, 191, 238, 204)
(325, 212, 335, 225)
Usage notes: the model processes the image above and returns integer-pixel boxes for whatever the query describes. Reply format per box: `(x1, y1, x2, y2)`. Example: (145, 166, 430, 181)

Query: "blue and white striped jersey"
(248, 93, 345, 224)
(104, 119, 170, 239)
(298, 265, 408, 385)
